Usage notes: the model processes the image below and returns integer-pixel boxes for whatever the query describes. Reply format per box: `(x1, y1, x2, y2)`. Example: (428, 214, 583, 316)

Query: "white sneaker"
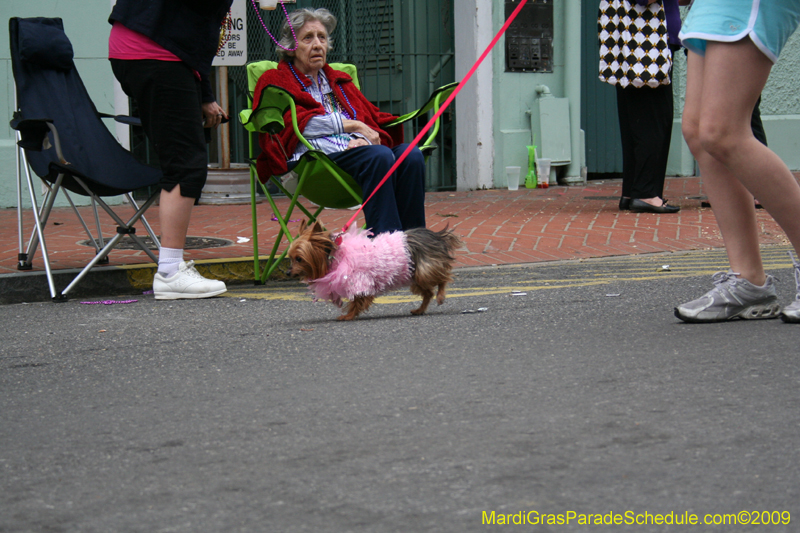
(780, 252, 800, 323)
(153, 260, 227, 300)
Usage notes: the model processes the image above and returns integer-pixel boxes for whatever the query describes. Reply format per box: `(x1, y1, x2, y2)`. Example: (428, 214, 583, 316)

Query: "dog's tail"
(405, 225, 462, 263)
(433, 225, 462, 257)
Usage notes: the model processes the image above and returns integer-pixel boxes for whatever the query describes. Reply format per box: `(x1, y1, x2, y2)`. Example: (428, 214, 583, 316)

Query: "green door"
(580, 0, 622, 175)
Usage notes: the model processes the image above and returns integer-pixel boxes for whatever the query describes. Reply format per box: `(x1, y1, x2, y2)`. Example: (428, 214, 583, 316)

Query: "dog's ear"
(312, 220, 325, 234)
(298, 219, 309, 234)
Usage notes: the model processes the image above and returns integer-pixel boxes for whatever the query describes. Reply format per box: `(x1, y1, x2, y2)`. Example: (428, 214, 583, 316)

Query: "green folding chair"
(239, 60, 457, 284)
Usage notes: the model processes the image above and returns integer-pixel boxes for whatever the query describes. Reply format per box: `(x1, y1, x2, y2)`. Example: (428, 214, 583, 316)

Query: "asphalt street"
(1, 247, 798, 532)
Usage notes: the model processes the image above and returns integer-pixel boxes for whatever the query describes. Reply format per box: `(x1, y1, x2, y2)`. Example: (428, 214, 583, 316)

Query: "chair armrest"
(98, 112, 142, 127)
(382, 82, 458, 153)
(240, 84, 293, 134)
(239, 84, 315, 151)
(384, 82, 458, 128)
(10, 116, 54, 151)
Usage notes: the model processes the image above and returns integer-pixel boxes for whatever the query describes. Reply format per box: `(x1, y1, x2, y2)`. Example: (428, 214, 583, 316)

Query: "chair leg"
(126, 193, 160, 254)
(251, 171, 263, 284)
(15, 138, 26, 266)
(21, 178, 59, 268)
(256, 165, 331, 283)
(58, 191, 160, 298)
(21, 170, 60, 299)
(252, 174, 318, 284)
(59, 232, 127, 297)
(60, 190, 111, 265)
(118, 199, 160, 264)
(259, 186, 312, 283)
(260, 205, 324, 283)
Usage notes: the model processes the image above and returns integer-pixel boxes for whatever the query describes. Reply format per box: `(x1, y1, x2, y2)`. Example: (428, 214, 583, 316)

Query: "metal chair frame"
(10, 16, 161, 300)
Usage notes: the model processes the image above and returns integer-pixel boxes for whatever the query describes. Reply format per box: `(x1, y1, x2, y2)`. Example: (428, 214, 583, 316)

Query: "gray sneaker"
(780, 252, 800, 323)
(675, 271, 781, 323)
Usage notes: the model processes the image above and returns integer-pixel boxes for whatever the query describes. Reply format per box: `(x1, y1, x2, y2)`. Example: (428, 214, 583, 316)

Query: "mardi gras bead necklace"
(286, 62, 356, 120)
(217, 10, 233, 54)
(247, 0, 298, 51)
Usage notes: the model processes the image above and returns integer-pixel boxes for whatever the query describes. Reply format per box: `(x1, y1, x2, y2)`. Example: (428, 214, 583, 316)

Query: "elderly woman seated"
(252, 8, 426, 235)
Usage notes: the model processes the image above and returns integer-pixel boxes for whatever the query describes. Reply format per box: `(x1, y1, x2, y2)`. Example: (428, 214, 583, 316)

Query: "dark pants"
(615, 82, 673, 200)
(328, 143, 426, 234)
(110, 59, 208, 199)
(751, 96, 768, 146)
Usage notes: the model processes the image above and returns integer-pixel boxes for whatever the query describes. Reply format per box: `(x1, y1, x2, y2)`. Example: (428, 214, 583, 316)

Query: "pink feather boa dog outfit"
(308, 227, 412, 307)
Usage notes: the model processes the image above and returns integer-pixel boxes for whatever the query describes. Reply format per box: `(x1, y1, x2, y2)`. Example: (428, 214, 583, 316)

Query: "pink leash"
(340, 0, 529, 235)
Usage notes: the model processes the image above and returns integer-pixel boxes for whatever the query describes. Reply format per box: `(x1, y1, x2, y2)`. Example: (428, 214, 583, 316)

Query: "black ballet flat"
(619, 197, 631, 211)
(629, 198, 680, 214)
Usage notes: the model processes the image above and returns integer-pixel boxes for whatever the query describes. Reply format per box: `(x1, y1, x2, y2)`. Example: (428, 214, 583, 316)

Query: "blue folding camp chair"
(9, 17, 162, 301)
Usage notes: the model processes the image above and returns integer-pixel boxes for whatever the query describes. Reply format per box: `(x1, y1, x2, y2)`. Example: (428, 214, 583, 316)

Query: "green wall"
(5, 1, 800, 205)
(492, 1, 568, 186)
(2, 0, 119, 208)
(490, 2, 800, 188)
(491, 0, 583, 188)
(670, 26, 800, 177)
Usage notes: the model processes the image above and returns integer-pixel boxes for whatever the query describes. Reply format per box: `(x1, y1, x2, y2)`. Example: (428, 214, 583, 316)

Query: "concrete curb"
(0, 257, 290, 305)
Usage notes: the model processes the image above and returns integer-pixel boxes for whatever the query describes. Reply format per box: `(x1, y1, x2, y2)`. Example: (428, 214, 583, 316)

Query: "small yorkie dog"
(287, 220, 462, 320)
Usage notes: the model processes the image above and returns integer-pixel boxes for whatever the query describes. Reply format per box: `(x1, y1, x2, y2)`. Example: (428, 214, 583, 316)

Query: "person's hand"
(347, 138, 370, 150)
(343, 119, 380, 145)
(202, 101, 228, 128)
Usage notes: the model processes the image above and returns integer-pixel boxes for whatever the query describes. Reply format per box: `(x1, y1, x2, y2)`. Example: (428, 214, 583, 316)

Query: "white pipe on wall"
(454, 0, 494, 191)
(563, 0, 584, 183)
(110, 0, 130, 150)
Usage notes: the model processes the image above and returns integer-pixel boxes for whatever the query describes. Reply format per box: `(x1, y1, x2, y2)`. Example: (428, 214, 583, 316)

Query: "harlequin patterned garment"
(598, 0, 673, 88)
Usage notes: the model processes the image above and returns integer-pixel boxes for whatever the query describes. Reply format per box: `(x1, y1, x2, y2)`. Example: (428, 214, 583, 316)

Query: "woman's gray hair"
(276, 8, 337, 62)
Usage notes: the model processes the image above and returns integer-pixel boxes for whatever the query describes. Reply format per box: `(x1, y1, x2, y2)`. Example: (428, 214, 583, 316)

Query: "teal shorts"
(679, 0, 800, 63)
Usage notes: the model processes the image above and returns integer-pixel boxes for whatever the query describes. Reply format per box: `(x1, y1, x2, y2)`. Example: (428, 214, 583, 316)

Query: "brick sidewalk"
(0, 177, 790, 277)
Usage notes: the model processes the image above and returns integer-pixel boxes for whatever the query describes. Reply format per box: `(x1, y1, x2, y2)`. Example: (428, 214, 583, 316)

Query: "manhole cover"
(79, 235, 232, 250)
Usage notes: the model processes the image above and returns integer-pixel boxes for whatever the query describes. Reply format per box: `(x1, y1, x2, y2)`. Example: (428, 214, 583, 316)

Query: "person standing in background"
(599, 0, 687, 214)
(108, 0, 232, 299)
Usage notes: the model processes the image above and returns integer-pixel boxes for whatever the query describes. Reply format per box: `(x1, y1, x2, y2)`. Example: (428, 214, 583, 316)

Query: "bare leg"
(158, 186, 195, 249)
(683, 40, 800, 285)
(151, 184, 226, 299)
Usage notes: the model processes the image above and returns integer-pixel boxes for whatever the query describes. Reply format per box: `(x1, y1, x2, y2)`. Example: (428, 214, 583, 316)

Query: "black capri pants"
(110, 59, 208, 199)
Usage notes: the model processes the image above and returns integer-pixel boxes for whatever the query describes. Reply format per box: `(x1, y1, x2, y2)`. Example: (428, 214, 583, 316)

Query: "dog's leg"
(411, 287, 434, 315)
(436, 282, 448, 305)
(339, 296, 375, 320)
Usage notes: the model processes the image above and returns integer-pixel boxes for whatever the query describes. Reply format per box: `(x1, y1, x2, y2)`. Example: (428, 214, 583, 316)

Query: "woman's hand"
(202, 101, 228, 128)
(347, 138, 370, 150)
(343, 119, 380, 145)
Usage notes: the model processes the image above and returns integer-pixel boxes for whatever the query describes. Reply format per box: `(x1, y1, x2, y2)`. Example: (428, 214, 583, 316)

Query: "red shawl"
(252, 61, 404, 180)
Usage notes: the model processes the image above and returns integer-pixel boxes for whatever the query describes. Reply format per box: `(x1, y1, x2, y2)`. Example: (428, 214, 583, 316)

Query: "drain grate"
(79, 235, 233, 250)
